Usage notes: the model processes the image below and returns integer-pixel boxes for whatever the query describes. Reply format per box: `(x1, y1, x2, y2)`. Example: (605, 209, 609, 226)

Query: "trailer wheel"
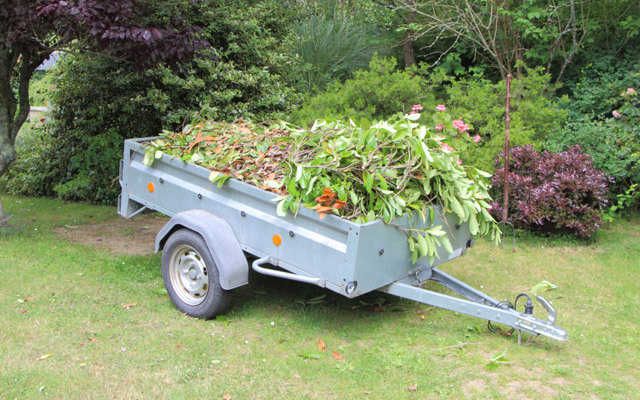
(162, 229, 232, 319)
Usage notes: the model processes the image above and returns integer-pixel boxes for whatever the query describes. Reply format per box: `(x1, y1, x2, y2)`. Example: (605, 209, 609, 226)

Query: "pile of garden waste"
(143, 114, 499, 263)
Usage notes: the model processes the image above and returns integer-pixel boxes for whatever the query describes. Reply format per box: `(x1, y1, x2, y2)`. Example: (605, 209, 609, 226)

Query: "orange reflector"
(147, 182, 155, 193)
(272, 234, 282, 246)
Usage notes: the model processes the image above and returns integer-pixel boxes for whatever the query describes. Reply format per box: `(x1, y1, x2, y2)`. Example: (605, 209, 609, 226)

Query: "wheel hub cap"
(169, 244, 209, 306)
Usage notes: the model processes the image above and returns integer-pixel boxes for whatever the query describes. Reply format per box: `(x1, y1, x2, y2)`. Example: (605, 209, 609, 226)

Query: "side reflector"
(147, 182, 155, 193)
(272, 234, 282, 246)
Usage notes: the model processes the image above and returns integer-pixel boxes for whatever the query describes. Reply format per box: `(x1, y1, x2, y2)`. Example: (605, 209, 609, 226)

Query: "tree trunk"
(0, 48, 42, 218)
(402, 10, 417, 68)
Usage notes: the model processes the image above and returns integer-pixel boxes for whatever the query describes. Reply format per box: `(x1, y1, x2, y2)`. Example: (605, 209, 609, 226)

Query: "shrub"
(290, 56, 431, 125)
(431, 67, 567, 172)
(546, 78, 640, 202)
(292, 61, 567, 173)
(490, 145, 611, 238)
(0, 119, 63, 197)
(10, 0, 301, 205)
(287, 14, 386, 94)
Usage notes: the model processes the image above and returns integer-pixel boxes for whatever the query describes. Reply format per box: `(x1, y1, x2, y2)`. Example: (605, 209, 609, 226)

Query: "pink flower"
(626, 88, 636, 95)
(441, 142, 454, 152)
(456, 159, 463, 165)
(452, 119, 470, 133)
(436, 104, 446, 112)
(612, 110, 622, 118)
(411, 104, 423, 112)
(473, 134, 481, 143)
(435, 124, 444, 131)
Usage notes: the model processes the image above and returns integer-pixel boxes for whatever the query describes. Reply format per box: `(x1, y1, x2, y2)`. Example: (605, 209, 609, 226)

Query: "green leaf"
(299, 352, 322, 360)
(295, 165, 304, 182)
(276, 198, 288, 217)
(143, 147, 155, 166)
(468, 213, 479, 235)
(530, 280, 558, 295)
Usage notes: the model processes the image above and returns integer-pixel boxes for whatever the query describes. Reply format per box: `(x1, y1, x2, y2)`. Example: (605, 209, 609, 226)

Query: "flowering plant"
(409, 104, 482, 167)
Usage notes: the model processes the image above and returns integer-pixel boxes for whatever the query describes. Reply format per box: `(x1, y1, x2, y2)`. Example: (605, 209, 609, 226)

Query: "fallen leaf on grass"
(530, 280, 558, 295)
(38, 354, 54, 361)
(407, 384, 418, 391)
(332, 351, 343, 360)
(299, 352, 322, 360)
(123, 303, 137, 308)
(222, 394, 232, 400)
(293, 374, 301, 379)
(20, 310, 27, 314)
(318, 339, 326, 351)
(486, 349, 510, 370)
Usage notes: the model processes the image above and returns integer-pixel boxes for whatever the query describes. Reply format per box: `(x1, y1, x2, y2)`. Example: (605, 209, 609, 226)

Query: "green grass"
(1, 194, 639, 399)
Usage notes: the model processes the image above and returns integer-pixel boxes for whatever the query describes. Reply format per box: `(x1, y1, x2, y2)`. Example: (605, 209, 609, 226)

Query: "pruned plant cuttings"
(143, 114, 500, 263)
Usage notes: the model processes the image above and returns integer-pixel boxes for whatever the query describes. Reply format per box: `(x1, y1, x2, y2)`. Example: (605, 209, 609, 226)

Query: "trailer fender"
(155, 210, 248, 290)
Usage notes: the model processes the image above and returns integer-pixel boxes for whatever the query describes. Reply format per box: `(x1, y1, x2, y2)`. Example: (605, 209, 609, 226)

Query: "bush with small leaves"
(491, 145, 612, 238)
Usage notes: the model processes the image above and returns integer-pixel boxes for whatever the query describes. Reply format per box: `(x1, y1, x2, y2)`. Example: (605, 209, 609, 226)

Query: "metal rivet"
(289, 231, 294, 238)
(159, 177, 164, 184)
(455, 224, 461, 230)
(197, 193, 202, 200)
(378, 249, 384, 256)
(240, 211, 246, 217)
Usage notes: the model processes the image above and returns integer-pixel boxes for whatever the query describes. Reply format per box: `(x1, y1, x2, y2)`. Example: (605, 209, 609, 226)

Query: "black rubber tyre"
(161, 229, 232, 319)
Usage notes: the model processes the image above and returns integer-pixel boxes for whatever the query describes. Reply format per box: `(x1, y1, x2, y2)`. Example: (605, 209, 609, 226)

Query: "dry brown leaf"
(123, 303, 137, 308)
(318, 339, 326, 352)
(293, 374, 301, 379)
(222, 394, 232, 400)
(408, 384, 418, 391)
(332, 351, 343, 360)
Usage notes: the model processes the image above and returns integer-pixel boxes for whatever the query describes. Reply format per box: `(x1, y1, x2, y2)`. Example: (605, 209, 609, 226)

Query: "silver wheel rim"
(169, 244, 209, 306)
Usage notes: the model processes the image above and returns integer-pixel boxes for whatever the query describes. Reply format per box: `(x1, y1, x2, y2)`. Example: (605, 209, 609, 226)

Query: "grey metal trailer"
(118, 138, 568, 342)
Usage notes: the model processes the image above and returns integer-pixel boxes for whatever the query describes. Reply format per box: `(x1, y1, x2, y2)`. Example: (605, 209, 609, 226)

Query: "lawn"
(1, 194, 639, 399)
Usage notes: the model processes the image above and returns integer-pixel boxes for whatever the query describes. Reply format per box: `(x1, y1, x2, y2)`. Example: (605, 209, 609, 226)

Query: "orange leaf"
(222, 394, 232, 400)
(332, 351, 343, 360)
(332, 200, 347, 210)
(318, 212, 327, 220)
(318, 339, 326, 351)
(323, 187, 333, 197)
(123, 303, 137, 308)
(314, 205, 333, 212)
(315, 195, 330, 204)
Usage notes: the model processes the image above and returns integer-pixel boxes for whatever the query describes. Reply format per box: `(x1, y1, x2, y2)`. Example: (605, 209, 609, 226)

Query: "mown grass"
(1, 194, 639, 399)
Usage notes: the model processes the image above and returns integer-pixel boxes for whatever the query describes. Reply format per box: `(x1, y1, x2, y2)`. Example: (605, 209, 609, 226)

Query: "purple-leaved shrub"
(491, 145, 612, 238)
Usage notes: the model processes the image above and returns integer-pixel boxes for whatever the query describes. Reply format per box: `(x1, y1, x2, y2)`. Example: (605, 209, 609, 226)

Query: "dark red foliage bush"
(491, 145, 612, 238)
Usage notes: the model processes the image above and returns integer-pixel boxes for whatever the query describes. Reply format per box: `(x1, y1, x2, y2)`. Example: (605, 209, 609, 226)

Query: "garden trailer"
(118, 138, 568, 343)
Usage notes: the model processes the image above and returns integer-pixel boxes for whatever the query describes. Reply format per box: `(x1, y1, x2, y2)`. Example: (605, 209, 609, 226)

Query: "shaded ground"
(55, 213, 169, 255)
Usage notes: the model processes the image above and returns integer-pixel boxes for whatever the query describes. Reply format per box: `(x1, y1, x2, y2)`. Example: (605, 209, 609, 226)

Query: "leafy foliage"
(0, 0, 205, 193)
(145, 114, 500, 263)
(286, 14, 387, 93)
(0, 120, 62, 197)
(294, 59, 566, 172)
(425, 67, 567, 172)
(547, 65, 640, 201)
(12, 0, 300, 204)
(491, 145, 611, 238)
(290, 56, 431, 125)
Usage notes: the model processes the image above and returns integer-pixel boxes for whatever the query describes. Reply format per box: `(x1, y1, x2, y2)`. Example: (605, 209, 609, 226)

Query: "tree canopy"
(0, 0, 206, 179)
